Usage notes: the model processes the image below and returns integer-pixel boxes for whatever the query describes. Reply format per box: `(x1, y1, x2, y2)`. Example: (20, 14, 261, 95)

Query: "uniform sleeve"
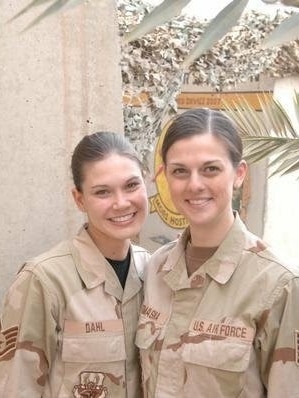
(0, 267, 58, 397)
(258, 276, 299, 397)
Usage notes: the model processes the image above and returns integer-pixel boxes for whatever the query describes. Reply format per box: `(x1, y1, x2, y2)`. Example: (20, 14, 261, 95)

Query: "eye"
(206, 166, 219, 172)
(126, 181, 141, 191)
(172, 167, 188, 176)
(203, 165, 220, 175)
(94, 189, 110, 197)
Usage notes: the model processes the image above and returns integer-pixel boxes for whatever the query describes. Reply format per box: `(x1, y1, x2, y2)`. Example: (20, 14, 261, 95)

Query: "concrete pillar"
(0, 1, 124, 300)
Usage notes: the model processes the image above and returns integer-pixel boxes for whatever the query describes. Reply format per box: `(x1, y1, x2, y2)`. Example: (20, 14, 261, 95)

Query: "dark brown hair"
(71, 131, 144, 191)
(161, 108, 243, 167)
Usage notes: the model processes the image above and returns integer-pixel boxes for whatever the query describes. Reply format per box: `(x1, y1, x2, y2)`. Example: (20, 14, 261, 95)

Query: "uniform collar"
(162, 213, 247, 289)
(70, 226, 142, 301)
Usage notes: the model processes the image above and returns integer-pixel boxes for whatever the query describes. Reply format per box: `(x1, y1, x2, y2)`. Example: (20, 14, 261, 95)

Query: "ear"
(72, 188, 86, 212)
(234, 160, 248, 189)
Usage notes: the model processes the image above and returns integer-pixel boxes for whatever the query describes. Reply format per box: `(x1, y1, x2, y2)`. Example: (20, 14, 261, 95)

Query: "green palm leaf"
(124, 0, 192, 44)
(9, 0, 85, 30)
(8, 0, 53, 23)
(224, 93, 299, 176)
(182, 0, 249, 68)
(225, 98, 271, 136)
(261, 12, 299, 49)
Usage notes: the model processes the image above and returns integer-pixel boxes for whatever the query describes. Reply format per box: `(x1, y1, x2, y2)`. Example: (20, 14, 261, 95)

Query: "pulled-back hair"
(71, 131, 144, 191)
(161, 109, 243, 168)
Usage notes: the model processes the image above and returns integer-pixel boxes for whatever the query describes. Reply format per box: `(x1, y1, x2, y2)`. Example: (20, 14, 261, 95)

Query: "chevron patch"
(0, 325, 19, 361)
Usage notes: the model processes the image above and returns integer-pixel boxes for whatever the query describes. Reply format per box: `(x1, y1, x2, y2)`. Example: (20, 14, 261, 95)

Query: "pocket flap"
(62, 319, 126, 363)
(182, 339, 252, 372)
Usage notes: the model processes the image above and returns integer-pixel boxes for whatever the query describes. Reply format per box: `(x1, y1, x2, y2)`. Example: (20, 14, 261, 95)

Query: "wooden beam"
(123, 91, 273, 111)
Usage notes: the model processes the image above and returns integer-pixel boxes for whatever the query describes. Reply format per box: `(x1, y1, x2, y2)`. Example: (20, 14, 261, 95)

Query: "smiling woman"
(136, 108, 299, 397)
(71, 134, 148, 260)
(0, 132, 150, 397)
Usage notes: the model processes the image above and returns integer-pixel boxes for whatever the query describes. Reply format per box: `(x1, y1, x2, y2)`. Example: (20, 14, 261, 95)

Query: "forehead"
(166, 133, 230, 162)
(82, 154, 142, 183)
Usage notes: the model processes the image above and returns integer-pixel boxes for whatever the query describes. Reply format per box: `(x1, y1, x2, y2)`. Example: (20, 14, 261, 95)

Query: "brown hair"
(161, 109, 243, 167)
(71, 131, 144, 191)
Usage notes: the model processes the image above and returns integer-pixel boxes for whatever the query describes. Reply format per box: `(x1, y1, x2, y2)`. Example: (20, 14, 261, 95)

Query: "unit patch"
(0, 325, 19, 361)
(73, 371, 108, 397)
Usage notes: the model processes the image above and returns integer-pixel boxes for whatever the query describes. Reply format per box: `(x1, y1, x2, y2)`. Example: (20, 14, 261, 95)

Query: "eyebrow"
(90, 175, 142, 189)
(168, 160, 222, 166)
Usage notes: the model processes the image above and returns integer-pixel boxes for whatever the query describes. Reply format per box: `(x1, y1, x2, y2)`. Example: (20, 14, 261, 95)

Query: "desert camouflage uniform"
(0, 226, 150, 397)
(136, 213, 299, 397)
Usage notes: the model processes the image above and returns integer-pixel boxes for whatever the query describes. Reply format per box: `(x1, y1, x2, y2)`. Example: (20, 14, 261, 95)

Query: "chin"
(115, 225, 141, 240)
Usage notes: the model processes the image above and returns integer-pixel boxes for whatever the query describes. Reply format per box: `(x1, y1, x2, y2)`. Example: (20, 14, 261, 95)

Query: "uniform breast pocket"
(58, 321, 127, 397)
(182, 339, 253, 397)
(62, 332, 126, 363)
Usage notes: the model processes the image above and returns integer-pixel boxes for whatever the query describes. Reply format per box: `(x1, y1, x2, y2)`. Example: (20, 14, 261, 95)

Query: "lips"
(109, 212, 136, 223)
(187, 198, 211, 206)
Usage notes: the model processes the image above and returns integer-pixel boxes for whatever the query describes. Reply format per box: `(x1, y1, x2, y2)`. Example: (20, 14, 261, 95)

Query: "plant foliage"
(224, 92, 299, 177)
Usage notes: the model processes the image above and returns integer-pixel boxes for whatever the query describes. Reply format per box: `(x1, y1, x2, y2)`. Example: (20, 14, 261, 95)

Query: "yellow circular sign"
(149, 119, 188, 230)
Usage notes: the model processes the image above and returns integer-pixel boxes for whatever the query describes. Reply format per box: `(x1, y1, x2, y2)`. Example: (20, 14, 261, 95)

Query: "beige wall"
(263, 76, 299, 262)
(0, 1, 124, 300)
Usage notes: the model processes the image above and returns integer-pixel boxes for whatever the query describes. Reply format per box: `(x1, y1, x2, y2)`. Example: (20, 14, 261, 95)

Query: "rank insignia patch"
(0, 325, 19, 361)
(295, 330, 299, 366)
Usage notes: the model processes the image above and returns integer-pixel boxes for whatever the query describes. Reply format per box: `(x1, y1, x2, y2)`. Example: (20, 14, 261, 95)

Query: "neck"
(86, 226, 130, 260)
(189, 211, 234, 247)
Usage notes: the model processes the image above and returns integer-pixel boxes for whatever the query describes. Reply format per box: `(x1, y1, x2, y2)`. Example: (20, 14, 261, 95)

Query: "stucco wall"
(0, 1, 124, 300)
(263, 76, 299, 262)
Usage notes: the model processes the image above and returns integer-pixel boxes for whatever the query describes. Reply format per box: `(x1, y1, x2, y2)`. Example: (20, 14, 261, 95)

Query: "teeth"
(110, 213, 134, 222)
(189, 199, 209, 205)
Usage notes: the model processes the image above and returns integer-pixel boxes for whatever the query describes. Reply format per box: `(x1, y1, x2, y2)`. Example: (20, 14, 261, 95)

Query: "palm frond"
(224, 93, 299, 176)
(182, 0, 249, 68)
(9, 0, 85, 30)
(261, 12, 299, 49)
(293, 91, 299, 122)
(8, 0, 53, 23)
(124, 0, 191, 43)
(225, 97, 273, 136)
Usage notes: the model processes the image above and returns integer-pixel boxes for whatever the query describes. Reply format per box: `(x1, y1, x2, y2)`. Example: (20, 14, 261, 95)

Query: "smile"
(109, 213, 136, 223)
(187, 199, 211, 206)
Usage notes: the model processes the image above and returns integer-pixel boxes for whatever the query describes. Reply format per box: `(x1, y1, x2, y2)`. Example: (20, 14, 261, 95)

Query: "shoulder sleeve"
(258, 276, 299, 397)
(0, 266, 58, 396)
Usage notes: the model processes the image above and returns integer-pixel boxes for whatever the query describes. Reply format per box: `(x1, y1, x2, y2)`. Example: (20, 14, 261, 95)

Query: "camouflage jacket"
(136, 214, 299, 397)
(0, 226, 150, 397)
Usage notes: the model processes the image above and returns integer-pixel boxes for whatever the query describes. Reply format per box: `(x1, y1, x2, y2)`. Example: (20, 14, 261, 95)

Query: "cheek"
(215, 182, 234, 200)
(85, 198, 108, 213)
(135, 189, 148, 207)
(167, 180, 184, 196)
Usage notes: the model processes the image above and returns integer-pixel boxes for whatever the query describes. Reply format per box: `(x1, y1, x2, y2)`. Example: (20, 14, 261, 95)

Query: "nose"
(187, 172, 205, 192)
(112, 192, 130, 209)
